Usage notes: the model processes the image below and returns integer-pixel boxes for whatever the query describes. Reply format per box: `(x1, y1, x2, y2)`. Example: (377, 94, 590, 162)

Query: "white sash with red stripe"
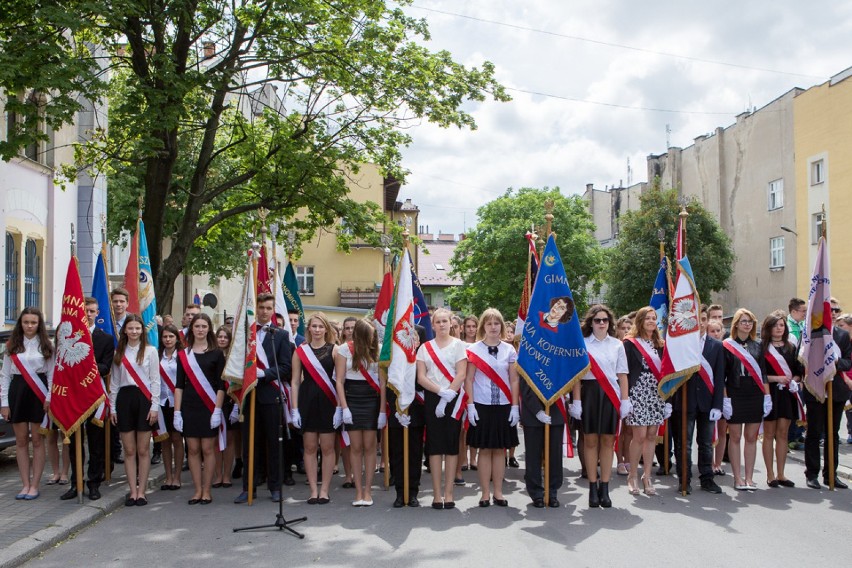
(626, 337, 662, 381)
(698, 355, 715, 395)
(347, 342, 381, 394)
(466, 343, 512, 403)
(159, 359, 177, 393)
(424, 340, 468, 420)
(723, 339, 766, 393)
(554, 398, 574, 457)
(121, 355, 167, 438)
(178, 350, 226, 450)
(93, 376, 110, 425)
(765, 344, 792, 379)
(10, 353, 51, 429)
(297, 344, 338, 406)
(257, 330, 289, 402)
(587, 353, 622, 415)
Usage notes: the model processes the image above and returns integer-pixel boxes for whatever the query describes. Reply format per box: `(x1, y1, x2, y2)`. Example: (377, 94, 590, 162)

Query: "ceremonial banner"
(50, 258, 106, 441)
(649, 256, 672, 336)
(516, 234, 589, 404)
(372, 270, 394, 338)
(92, 250, 116, 347)
(516, 231, 539, 329)
(799, 236, 839, 402)
(123, 218, 158, 348)
(257, 243, 272, 295)
(283, 261, 305, 336)
(380, 249, 417, 412)
(659, 216, 701, 400)
(411, 267, 434, 341)
(224, 255, 259, 408)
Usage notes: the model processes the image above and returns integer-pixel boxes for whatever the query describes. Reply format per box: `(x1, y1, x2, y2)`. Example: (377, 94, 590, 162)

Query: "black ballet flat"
(317, 497, 330, 505)
(188, 498, 201, 505)
(492, 498, 508, 507)
(124, 497, 136, 507)
(199, 498, 212, 505)
(444, 501, 455, 509)
(307, 497, 319, 505)
(135, 497, 148, 506)
(478, 499, 490, 507)
(431, 502, 444, 509)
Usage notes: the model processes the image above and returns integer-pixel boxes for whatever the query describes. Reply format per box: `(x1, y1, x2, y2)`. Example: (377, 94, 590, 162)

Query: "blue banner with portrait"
(649, 257, 671, 336)
(516, 234, 589, 405)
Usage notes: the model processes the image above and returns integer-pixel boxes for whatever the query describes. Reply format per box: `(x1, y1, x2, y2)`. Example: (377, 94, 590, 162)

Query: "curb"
(0, 471, 165, 568)
(785, 450, 852, 482)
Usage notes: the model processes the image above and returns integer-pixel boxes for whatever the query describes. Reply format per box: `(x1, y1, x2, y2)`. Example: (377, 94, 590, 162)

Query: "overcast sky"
(398, 0, 852, 236)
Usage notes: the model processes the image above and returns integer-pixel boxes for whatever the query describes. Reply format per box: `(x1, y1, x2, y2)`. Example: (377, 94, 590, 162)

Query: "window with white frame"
(5, 233, 19, 322)
(769, 237, 785, 269)
(768, 179, 784, 210)
(812, 212, 825, 244)
(24, 239, 41, 309)
(811, 159, 825, 186)
(295, 265, 314, 295)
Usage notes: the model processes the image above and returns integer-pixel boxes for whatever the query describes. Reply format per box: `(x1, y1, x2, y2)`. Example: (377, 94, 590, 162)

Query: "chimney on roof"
(586, 183, 594, 192)
(203, 41, 215, 60)
(438, 233, 455, 242)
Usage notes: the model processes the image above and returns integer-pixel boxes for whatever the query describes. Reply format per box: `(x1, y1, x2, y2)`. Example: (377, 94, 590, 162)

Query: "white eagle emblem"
(667, 296, 698, 337)
(56, 321, 91, 370)
(393, 305, 418, 362)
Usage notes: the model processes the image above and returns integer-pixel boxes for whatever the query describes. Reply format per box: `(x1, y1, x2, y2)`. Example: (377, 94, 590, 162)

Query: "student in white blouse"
(0, 308, 55, 500)
(109, 314, 160, 507)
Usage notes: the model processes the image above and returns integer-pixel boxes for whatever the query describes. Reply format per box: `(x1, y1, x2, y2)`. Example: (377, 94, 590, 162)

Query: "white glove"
(663, 403, 673, 420)
(291, 408, 302, 429)
(342, 407, 354, 425)
(709, 408, 722, 422)
(466, 403, 479, 427)
(508, 405, 520, 427)
(568, 400, 582, 420)
(173, 410, 184, 432)
(535, 410, 551, 425)
(722, 397, 733, 420)
(619, 399, 633, 418)
(788, 380, 799, 394)
(257, 369, 266, 378)
(395, 412, 411, 428)
(436, 399, 447, 418)
(210, 407, 223, 429)
(763, 394, 773, 417)
(377, 412, 387, 429)
(438, 388, 456, 402)
(333, 406, 344, 429)
(229, 405, 240, 424)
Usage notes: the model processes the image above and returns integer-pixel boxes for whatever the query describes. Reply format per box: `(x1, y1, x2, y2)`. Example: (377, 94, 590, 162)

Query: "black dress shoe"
(508, 457, 520, 468)
(806, 478, 821, 490)
(548, 497, 560, 508)
(283, 476, 295, 486)
(408, 496, 420, 507)
(532, 498, 545, 508)
(88, 484, 102, 501)
(60, 488, 78, 501)
(700, 479, 722, 494)
(151, 453, 162, 465)
(824, 477, 848, 489)
(393, 494, 405, 508)
(589, 481, 600, 508)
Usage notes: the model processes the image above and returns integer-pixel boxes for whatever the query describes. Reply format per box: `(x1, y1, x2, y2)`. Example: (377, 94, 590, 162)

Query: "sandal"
(627, 477, 640, 495)
(617, 463, 630, 476)
(642, 477, 656, 496)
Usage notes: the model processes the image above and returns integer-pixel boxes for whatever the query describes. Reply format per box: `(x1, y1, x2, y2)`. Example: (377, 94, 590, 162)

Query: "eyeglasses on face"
(831, 307, 842, 313)
(739, 319, 754, 325)
(593, 318, 609, 324)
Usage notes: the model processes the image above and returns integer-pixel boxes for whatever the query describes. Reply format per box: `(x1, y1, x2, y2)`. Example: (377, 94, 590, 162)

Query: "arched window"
(5, 233, 19, 321)
(24, 239, 40, 309)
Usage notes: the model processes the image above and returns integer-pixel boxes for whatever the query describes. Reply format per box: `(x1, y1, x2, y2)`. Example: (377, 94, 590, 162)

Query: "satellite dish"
(203, 293, 218, 309)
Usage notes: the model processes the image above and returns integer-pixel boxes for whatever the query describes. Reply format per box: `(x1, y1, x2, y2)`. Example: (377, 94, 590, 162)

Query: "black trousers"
(804, 400, 845, 480)
(242, 402, 282, 492)
(388, 426, 424, 494)
(68, 420, 107, 485)
(671, 410, 714, 484)
(523, 424, 564, 500)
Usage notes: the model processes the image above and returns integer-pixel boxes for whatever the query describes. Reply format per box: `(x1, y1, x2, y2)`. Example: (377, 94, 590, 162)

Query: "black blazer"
(519, 379, 565, 427)
(803, 327, 852, 404)
(673, 336, 725, 413)
(386, 387, 425, 428)
(256, 326, 293, 405)
(623, 338, 663, 390)
(91, 328, 115, 379)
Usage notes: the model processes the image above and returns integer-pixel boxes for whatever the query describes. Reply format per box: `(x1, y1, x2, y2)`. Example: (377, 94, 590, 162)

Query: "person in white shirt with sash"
(175, 314, 226, 505)
(158, 324, 184, 492)
(0, 307, 55, 501)
(335, 319, 386, 507)
(464, 308, 520, 508)
(416, 308, 467, 509)
(109, 314, 161, 507)
(571, 304, 630, 508)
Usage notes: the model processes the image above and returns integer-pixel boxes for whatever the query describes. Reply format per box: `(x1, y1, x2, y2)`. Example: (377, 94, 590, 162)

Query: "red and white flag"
(379, 249, 417, 412)
(372, 269, 394, 338)
(224, 251, 259, 411)
(50, 258, 106, 441)
(799, 236, 840, 402)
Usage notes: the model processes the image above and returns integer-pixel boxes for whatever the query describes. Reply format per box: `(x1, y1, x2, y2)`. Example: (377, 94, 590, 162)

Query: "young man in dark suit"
(61, 297, 115, 501)
(521, 380, 565, 508)
(671, 305, 726, 494)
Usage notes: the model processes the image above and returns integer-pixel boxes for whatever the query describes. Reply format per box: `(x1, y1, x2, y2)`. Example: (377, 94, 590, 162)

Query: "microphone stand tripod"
(233, 328, 306, 539)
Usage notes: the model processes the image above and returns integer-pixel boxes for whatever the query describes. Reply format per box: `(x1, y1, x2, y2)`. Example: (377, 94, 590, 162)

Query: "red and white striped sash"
(698, 356, 715, 395)
(159, 359, 177, 393)
(10, 353, 50, 429)
(297, 344, 338, 406)
(347, 342, 381, 394)
(121, 355, 167, 438)
(764, 344, 792, 379)
(723, 339, 766, 393)
(424, 340, 468, 420)
(179, 350, 226, 450)
(554, 398, 574, 457)
(625, 337, 662, 382)
(587, 353, 622, 415)
(466, 343, 512, 403)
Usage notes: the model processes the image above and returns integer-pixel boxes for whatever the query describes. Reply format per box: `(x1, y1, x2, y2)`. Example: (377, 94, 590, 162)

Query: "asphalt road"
(24, 451, 852, 567)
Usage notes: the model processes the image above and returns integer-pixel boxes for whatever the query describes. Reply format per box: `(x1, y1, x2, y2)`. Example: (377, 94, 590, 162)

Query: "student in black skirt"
(464, 308, 520, 507)
(212, 325, 235, 488)
(109, 314, 161, 506)
(291, 312, 339, 504)
(760, 311, 803, 488)
(0, 307, 54, 500)
(174, 314, 226, 505)
(335, 319, 386, 506)
(722, 308, 770, 491)
(416, 308, 467, 509)
(158, 324, 183, 491)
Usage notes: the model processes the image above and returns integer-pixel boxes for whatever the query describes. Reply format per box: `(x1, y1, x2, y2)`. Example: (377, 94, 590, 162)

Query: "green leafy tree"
(0, 1, 508, 311)
(605, 186, 734, 315)
(448, 187, 603, 318)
